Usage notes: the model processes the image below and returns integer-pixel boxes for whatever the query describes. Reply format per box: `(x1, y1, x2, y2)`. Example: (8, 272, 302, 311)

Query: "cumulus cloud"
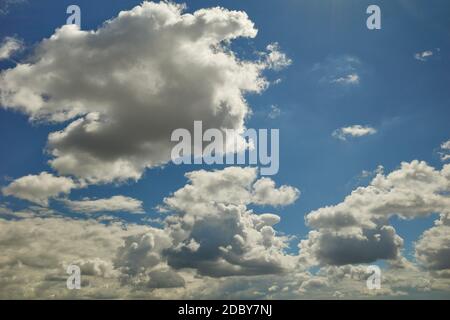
(62, 195, 144, 214)
(332, 125, 377, 141)
(111, 167, 300, 282)
(160, 167, 299, 277)
(158, 167, 298, 277)
(162, 167, 299, 210)
(0, 2, 289, 184)
(0, 36, 22, 60)
(415, 213, 450, 276)
(2, 172, 76, 206)
(299, 161, 450, 267)
(0, 163, 449, 298)
(252, 177, 300, 207)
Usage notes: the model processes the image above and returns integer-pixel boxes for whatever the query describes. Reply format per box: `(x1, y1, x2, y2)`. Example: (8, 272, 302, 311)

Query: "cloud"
(162, 167, 299, 210)
(62, 195, 144, 214)
(439, 140, 450, 161)
(252, 177, 300, 206)
(299, 161, 450, 267)
(313, 55, 362, 86)
(0, 36, 22, 60)
(331, 73, 360, 85)
(0, 2, 289, 184)
(332, 125, 377, 141)
(0, 0, 26, 15)
(268, 105, 281, 119)
(114, 230, 173, 283)
(2, 172, 76, 206)
(0, 163, 449, 298)
(414, 49, 439, 62)
(161, 167, 299, 277)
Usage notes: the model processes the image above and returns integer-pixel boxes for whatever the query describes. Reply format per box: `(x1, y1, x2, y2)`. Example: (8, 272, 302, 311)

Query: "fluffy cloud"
(0, 37, 22, 60)
(0, 162, 450, 298)
(264, 42, 292, 71)
(0, 2, 288, 184)
(161, 167, 298, 277)
(415, 213, 450, 276)
(332, 125, 377, 141)
(300, 161, 450, 267)
(2, 172, 76, 206)
(162, 167, 299, 211)
(252, 177, 300, 206)
(63, 195, 144, 214)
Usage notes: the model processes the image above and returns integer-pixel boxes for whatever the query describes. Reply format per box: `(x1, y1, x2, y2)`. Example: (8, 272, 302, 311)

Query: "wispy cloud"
(0, 36, 23, 60)
(313, 55, 362, 86)
(331, 73, 360, 85)
(439, 140, 450, 161)
(268, 105, 281, 119)
(414, 48, 440, 62)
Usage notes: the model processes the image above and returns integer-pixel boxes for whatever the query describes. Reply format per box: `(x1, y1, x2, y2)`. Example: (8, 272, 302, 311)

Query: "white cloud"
(63, 195, 144, 214)
(332, 125, 377, 141)
(0, 36, 22, 60)
(415, 213, 450, 276)
(0, 215, 165, 298)
(2, 172, 76, 206)
(0, 2, 289, 184)
(414, 49, 437, 62)
(331, 73, 360, 85)
(264, 42, 292, 71)
(299, 161, 450, 267)
(161, 167, 299, 277)
(268, 105, 281, 119)
(0, 163, 449, 298)
(252, 177, 300, 206)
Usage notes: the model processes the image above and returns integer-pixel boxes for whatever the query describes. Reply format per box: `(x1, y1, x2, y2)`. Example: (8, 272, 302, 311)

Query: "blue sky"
(0, 0, 449, 299)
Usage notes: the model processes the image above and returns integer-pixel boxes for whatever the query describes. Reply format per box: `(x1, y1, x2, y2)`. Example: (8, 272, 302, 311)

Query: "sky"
(0, 0, 449, 299)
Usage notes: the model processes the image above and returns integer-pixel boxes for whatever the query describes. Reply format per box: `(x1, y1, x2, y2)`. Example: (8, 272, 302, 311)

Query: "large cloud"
(299, 161, 450, 267)
(0, 1, 287, 184)
(160, 167, 299, 277)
